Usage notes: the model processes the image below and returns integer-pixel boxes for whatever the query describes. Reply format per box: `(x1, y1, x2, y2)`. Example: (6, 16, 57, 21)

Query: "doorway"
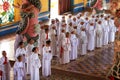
(50, 0, 59, 19)
(58, 0, 71, 15)
(50, 0, 72, 19)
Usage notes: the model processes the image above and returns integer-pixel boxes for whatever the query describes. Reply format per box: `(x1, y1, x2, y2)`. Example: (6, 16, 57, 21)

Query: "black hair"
(66, 32, 70, 37)
(17, 55, 22, 60)
(19, 41, 24, 46)
(45, 28, 49, 32)
(32, 47, 37, 52)
(46, 40, 51, 45)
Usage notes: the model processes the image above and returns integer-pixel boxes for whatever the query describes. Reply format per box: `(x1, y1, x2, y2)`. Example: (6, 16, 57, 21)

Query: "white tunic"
(61, 38, 71, 64)
(26, 44, 34, 74)
(49, 24, 57, 30)
(42, 46, 52, 77)
(0, 57, 11, 80)
(68, 25, 74, 33)
(77, 23, 86, 50)
(103, 20, 109, 45)
(15, 47, 26, 63)
(14, 61, 25, 80)
(30, 53, 41, 80)
(41, 32, 51, 48)
(109, 19, 117, 42)
(95, 23, 103, 47)
(58, 32, 65, 58)
(67, 18, 72, 25)
(72, 20, 77, 26)
(80, 31, 88, 55)
(70, 34, 78, 60)
(87, 26, 95, 51)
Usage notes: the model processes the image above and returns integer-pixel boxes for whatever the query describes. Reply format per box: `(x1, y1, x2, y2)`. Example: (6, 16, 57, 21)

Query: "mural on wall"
(0, 0, 14, 25)
(13, 0, 41, 47)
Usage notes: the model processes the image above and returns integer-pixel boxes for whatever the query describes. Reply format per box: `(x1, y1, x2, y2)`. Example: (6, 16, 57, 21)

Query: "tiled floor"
(0, 33, 114, 80)
(52, 44, 114, 80)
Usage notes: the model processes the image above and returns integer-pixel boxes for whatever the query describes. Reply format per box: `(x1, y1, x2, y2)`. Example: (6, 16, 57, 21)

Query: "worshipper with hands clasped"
(26, 39, 34, 75)
(87, 21, 95, 51)
(0, 51, 11, 80)
(72, 17, 77, 27)
(61, 32, 71, 64)
(80, 28, 88, 55)
(15, 41, 26, 62)
(103, 17, 110, 45)
(67, 14, 73, 25)
(95, 20, 103, 48)
(109, 17, 117, 43)
(68, 22, 74, 33)
(15, 41, 26, 79)
(70, 30, 79, 60)
(14, 55, 25, 80)
(77, 19, 85, 50)
(30, 47, 41, 80)
(42, 40, 52, 77)
(41, 28, 51, 49)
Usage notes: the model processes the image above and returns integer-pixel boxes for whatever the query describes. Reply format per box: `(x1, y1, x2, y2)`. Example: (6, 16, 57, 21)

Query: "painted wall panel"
(14, 0, 22, 22)
(74, 0, 83, 5)
(40, 0, 49, 12)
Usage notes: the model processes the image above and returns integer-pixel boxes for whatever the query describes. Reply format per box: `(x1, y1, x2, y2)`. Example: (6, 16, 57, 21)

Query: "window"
(0, 0, 14, 25)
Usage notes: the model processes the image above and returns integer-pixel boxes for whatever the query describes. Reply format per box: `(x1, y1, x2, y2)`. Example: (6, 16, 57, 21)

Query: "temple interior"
(0, 0, 120, 80)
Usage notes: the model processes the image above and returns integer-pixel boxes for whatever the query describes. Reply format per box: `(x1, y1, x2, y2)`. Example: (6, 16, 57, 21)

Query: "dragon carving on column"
(13, 0, 41, 44)
(90, 0, 104, 13)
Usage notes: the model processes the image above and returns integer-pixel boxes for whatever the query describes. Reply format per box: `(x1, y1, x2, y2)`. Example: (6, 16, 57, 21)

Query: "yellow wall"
(74, 0, 83, 5)
(74, 0, 87, 7)
(83, 0, 87, 7)
(40, 0, 49, 12)
(14, 0, 22, 22)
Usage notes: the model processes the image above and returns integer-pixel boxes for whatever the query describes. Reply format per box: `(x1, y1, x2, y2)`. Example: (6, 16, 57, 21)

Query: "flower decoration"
(3, 1, 10, 12)
(0, 0, 14, 25)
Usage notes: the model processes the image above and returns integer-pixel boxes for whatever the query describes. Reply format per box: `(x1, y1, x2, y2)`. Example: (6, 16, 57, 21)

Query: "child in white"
(109, 17, 117, 43)
(80, 28, 88, 55)
(26, 39, 34, 74)
(15, 42, 26, 63)
(95, 20, 103, 48)
(61, 32, 71, 64)
(70, 31, 78, 60)
(42, 40, 52, 77)
(30, 47, 41, 80)
(14, 55, 25, 80)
